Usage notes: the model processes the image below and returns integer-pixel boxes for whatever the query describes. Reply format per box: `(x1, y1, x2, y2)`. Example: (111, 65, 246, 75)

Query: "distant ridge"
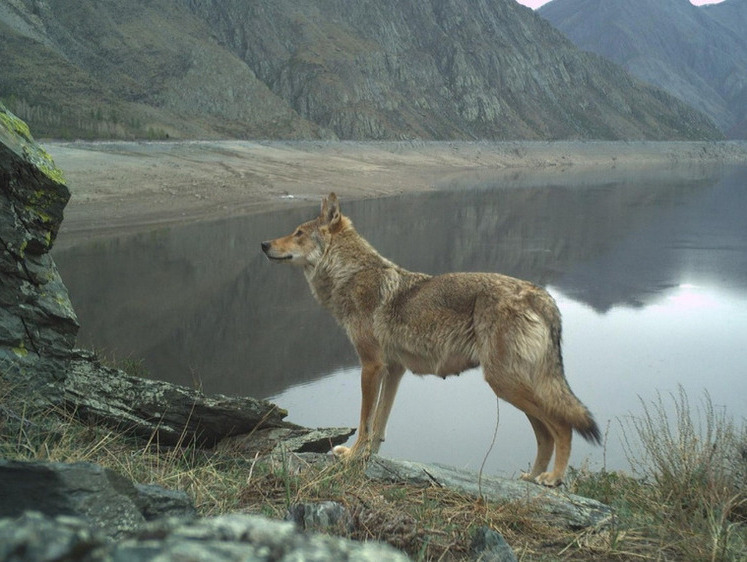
(539, 0, 747, 138)
(0, 0, 722, 140)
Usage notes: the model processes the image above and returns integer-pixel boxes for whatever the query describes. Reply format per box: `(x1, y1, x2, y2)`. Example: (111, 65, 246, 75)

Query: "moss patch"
(1, 103, 66, 185)
(0, 108, 32, 141)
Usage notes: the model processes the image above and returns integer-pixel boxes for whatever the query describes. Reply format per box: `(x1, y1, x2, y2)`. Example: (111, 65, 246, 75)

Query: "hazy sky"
(517, 0, 724, 8)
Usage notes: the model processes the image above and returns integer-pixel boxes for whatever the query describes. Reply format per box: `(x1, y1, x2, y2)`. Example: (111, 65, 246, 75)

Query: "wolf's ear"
(321, 192, 342, 231)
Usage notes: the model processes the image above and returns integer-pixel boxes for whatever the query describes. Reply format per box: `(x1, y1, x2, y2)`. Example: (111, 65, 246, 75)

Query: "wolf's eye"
(294, 229, 304, 238)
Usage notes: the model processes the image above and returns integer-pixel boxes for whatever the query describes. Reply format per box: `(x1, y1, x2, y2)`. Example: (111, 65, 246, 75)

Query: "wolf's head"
(261, 192, 346, 268)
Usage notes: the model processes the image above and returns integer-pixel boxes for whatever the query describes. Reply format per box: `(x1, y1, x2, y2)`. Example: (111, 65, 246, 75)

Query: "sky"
(517, 0, 725, 8)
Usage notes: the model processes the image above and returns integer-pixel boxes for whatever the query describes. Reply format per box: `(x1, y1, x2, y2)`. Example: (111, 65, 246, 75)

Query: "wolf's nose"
(261, 241, 270, 253)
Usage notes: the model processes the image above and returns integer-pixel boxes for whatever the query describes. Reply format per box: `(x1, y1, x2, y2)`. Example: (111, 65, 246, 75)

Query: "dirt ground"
(46, 139, 747, 242)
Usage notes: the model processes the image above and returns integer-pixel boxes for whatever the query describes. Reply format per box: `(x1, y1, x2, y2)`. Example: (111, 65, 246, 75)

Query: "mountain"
(0, 0, 322, 139)
(0, 0, 721, 141)
(539, 0, 747, 139)
(705, 0, 747, 137)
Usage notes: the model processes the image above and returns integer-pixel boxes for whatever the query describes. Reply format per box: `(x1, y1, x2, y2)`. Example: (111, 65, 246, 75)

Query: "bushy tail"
(549, 322, 602, 445)
(574, 409, 602, 445)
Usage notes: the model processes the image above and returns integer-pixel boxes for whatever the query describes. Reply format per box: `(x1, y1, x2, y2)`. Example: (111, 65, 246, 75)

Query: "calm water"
(54, 163, 747, 477)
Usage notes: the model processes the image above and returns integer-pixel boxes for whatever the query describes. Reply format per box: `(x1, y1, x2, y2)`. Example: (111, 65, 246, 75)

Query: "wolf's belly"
(397, 350, 479, 378)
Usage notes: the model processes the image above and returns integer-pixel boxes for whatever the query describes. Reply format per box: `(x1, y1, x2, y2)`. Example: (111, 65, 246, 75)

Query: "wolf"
(261, 193, 600, 486)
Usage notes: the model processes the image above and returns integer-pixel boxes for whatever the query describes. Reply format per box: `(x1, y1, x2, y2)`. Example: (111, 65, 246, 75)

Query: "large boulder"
(0, 459, 195, 539)
(0, 104, 78, 394)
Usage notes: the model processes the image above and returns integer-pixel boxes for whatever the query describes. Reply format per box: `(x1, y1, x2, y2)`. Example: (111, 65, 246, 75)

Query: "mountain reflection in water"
(54, 163, 747, 473)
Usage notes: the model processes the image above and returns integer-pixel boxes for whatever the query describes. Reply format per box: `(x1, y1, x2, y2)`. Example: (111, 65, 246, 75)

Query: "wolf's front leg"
(368, 364, 406, 454)
(333, 361, 384, 459)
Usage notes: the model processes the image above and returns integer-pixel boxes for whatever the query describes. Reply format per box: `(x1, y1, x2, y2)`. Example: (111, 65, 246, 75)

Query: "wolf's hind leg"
(520, 414, 554, 482)
(483, 367, 570, 487)
(534, 421, 572, 487)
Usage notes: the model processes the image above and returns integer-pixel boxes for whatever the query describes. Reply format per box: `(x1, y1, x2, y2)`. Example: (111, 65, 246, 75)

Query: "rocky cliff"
(185, 0, 721, 141)
(0, 103, 78, 392)
(539, 0, 747, 139)
(0, 0, 722, 140)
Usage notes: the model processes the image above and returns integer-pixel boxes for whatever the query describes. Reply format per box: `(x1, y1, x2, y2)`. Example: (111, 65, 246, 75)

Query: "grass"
(567, 388, 746, 561)
(1, 378, 745, 560)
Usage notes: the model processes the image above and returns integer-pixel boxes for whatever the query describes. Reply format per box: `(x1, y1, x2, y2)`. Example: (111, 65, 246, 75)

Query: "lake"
(53, 162, 747, 478)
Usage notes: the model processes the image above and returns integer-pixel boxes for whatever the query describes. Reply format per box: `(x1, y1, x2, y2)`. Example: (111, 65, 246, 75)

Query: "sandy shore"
(46, 140, 747, 242)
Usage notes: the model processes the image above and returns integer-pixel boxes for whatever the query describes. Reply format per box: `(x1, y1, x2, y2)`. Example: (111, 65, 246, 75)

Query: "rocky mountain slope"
(539, 0, 747, 138)
(0, 0, 721, 140)
(0, 0, 322, 140)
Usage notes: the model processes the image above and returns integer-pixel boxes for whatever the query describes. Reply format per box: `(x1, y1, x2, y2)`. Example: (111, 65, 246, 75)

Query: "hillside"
(539, 0, 747, 139)
(0, 0, 322, 140)
(0, 0, 722, 140)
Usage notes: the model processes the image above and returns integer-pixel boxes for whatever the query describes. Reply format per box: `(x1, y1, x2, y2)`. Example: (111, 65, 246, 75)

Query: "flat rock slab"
(61, 353, 353, 453)
(62, 354, 289, 447)
(217, 426, 355, 456)
(365, 456, 613, 530)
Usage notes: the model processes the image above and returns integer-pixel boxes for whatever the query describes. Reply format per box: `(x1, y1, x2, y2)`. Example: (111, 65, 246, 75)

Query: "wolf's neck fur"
(304, 221, 404, 315)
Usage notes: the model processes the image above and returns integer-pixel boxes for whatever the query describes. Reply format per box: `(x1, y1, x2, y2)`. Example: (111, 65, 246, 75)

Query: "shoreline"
(47, 140, 747, 244)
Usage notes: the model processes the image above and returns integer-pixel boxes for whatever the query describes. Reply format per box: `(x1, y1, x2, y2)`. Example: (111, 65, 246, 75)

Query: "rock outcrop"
(0, 103, 78, 394)
(62, 350, 354, 449)
(261, 452, 613, 532)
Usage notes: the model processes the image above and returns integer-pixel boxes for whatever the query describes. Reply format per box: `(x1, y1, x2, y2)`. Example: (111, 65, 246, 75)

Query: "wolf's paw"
(534, 472, 563, 488)
(332, 443, 372, 462)
(519, 471, 562, 487)
(332, 445, 351, 458)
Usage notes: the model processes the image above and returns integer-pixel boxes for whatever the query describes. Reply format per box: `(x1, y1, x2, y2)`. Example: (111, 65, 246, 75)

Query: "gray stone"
(134, 484, 197, 522)
(121, 514, 409, 561)
(0, 512, 411, 562)
(0, 512, 105, 562)
(470, 526, 517, 562)
(0, 459, 146, 539)
(0, 460, 201, 539)
(365, 456, 613, 529)
(218, 426, 355, 456)
(286, 501, 355, 534)
(0, 104, 78, 393)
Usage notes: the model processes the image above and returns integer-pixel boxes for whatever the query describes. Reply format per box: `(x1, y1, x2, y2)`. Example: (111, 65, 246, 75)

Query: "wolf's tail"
(549, 323, 602, 445)
(571, 405, 602, 444)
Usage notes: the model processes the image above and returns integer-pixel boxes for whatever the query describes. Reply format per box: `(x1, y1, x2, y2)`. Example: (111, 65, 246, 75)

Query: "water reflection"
(53, 164, 747, 472)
